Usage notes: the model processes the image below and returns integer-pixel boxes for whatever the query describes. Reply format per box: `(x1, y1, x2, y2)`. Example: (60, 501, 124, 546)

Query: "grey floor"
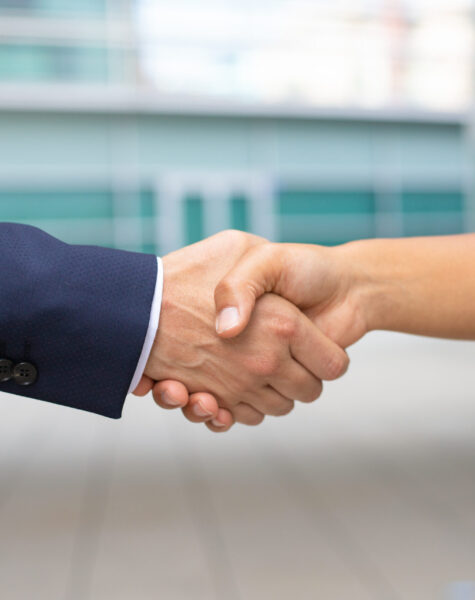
(1, 332, 475, 600)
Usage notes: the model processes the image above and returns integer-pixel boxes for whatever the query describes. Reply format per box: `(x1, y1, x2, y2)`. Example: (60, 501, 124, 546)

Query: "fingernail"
(161, 391, 182, 407)
(192, 401, 213, 418)
(211, 419, 226, 428)
(216, 307, 239, 334)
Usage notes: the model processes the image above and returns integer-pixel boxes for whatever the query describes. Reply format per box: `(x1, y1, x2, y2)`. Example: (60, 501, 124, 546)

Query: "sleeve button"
(13, 362, 38, 386)
(0, 359, 13, 382)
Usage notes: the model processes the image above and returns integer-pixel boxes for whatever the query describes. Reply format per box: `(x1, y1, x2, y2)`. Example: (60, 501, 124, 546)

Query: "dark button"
(0, 359, 13, 382)
(13, 362, 38, 386)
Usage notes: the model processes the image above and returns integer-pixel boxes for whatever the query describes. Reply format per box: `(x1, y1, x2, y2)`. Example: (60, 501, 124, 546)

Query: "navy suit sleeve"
(0, 223, 157, 418)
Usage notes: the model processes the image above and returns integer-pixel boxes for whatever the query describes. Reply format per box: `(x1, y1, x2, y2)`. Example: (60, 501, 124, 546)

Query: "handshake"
(0, 224, 469, 421)
(133, 230, 364, 432)
(132, 230, 475, 431)
(131, 230, 475, 430)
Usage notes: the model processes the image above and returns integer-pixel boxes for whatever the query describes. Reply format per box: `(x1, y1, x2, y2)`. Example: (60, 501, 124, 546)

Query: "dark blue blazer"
(0, 223, 157, 418)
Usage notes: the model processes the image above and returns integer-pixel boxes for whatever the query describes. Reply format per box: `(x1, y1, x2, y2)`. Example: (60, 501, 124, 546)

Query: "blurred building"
(0, 0, 473, 254)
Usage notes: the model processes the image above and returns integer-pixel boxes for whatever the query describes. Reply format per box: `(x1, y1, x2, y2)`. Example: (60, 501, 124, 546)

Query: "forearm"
(342, 234, 475, 340)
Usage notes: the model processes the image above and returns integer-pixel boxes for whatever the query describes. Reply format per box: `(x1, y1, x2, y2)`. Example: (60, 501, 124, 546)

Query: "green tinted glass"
(0, 44, 110, 82)
(0, 0, 107, 16)
(278, 189, 376, 245)
(231, 196, 248, 231)
(0, 190, 113, 219)
(402, 191, 464, 213)
(184, 196, 204, 245)
(279, 189, 375, 215)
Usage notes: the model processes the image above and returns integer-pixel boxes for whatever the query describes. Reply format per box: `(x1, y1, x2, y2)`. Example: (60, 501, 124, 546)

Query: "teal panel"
(398, 124, 465, 171)
(184, 196, 204, 245)
(0, 190, 114, 219)
(36, 0, 107, 15)
(0, 44, 110, 82)
(273, 121, 373, 172)
(402, 191, 464, 213)
(138, 116, 252, 170)
(278, 189, 376, 245)
(0, 114, 112, 167)
(279, 190, 375, 215)
(231, 196, 248, 231)
(0, 0, 107, 16)
(140, 188, 158, 253)
(278, 216, 375, 245)
(403, 213, 464, 237)
(139, 189, 155, 218)
(278, 226, 375, 246)
(141, 243, 157, 255)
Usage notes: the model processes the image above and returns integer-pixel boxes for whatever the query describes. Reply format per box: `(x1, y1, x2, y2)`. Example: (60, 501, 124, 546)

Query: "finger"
(153, 380, 190, 409)
(290, 311, 350, 381)
(232, 402, 265, 426)
(133, 375, 154, 396)
(270, 362, 323, 404)
(182, 393, 220, 423)
(205, 407, 235, 433)
(215, 243, 283, 338)
(242, 386, 295, 417)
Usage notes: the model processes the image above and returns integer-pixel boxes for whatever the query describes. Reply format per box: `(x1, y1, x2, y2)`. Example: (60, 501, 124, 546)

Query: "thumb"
(214, 243, 283, 338)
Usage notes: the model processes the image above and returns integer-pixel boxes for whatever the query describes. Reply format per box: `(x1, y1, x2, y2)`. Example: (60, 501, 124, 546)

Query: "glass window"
(0, 190, 114, 219)
(0, 44, 115, 82)
(402, 190, 465, 236)
(184, 196, 204, 245)
(278, 189, 376, 245)
(0, 0, 107, 17)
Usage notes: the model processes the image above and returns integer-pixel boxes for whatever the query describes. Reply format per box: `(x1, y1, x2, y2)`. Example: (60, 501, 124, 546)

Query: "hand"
(216, 235, 475, 343)
(136, 232, 349, 431)
(214, 242, 369, 348)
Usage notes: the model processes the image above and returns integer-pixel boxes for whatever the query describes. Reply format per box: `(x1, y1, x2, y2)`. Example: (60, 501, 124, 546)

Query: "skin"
(134, 231, 349, 431)
(213, 234, 475, 342)
(145, 233, 475, 432)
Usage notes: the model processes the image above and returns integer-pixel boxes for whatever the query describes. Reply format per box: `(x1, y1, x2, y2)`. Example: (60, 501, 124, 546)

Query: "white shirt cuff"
(128, 256, 164, 394)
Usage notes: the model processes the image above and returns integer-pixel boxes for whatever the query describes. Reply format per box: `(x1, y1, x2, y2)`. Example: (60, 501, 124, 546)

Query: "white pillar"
(203, 177, 232, 239)
(248, 173, 277, 241)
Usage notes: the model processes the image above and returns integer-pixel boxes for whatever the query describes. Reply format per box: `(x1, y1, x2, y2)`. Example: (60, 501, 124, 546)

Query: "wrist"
(145, 250, 218, 383)
(335, 239, 399, 334)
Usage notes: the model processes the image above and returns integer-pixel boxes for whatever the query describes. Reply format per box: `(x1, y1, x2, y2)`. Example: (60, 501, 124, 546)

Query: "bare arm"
(214, 234, 475, 344)
(345, 234, 475, 339)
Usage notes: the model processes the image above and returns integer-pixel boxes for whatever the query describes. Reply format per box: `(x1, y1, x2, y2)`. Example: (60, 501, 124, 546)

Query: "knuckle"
(273, 314, 298, 340)
(220, 229, 250, 251)
(250, 353, 282, 377)
(218, 228, 242, 241)
(324, 350, 349, 381)
(256, 241, 278, 258)
(225, 228, 246, 242)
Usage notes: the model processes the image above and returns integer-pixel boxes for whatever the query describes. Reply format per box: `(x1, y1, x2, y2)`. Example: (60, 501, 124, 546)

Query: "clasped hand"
(134, 230, 356, 432)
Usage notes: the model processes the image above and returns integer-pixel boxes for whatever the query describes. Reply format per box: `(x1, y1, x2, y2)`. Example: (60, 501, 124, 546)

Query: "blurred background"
(1, 1, 475, 599)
